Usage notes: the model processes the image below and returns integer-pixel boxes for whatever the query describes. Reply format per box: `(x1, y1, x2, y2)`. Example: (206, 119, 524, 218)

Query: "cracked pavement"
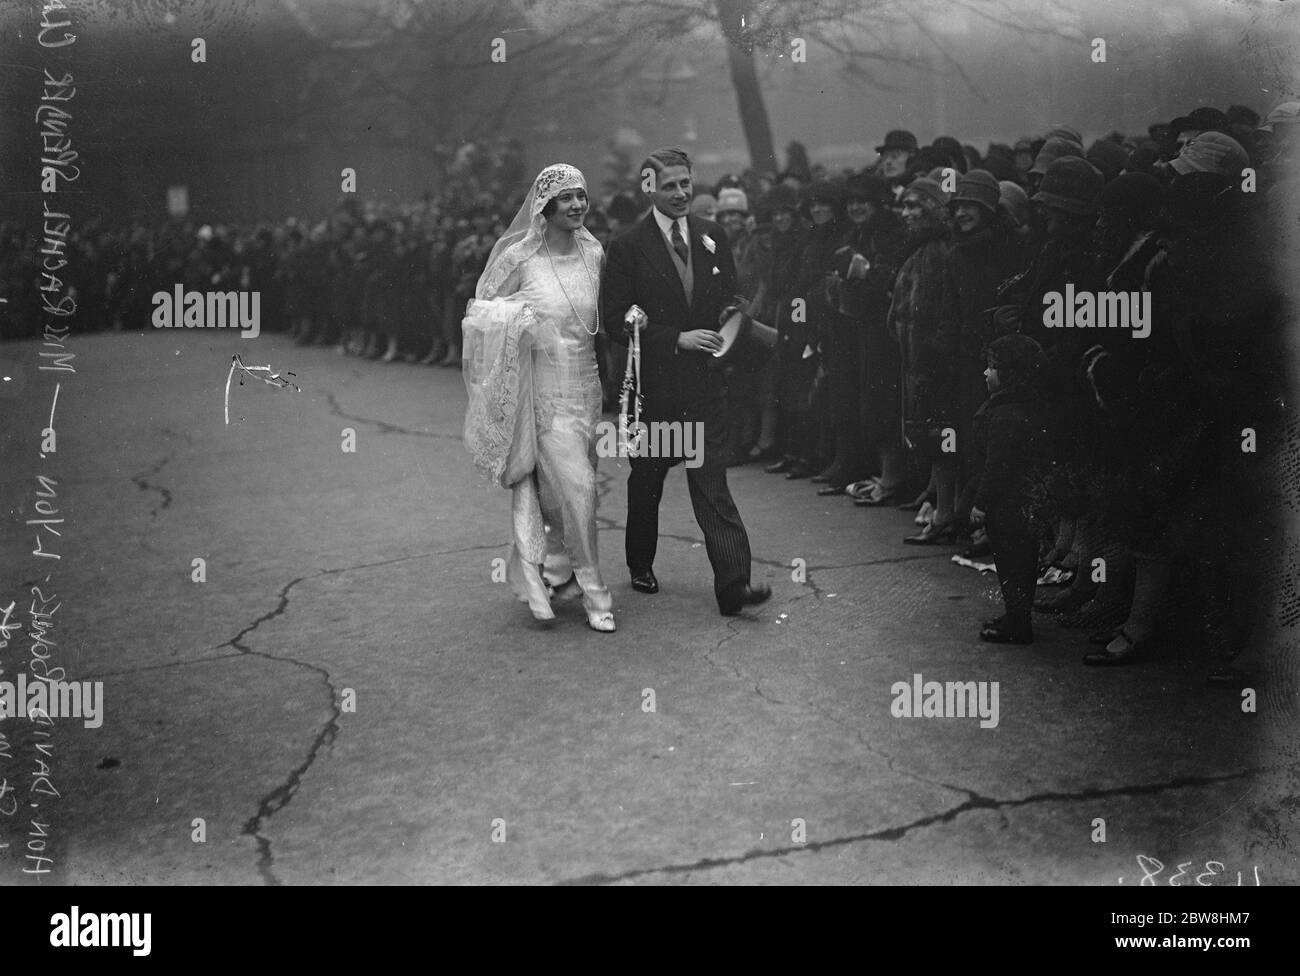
(0, 330, 1295, 885)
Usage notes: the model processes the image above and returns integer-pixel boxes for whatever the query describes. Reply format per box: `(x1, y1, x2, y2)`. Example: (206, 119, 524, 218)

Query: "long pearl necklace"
(544, 231, 600, 337)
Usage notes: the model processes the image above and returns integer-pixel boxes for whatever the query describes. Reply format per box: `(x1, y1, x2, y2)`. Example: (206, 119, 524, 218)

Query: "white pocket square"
(712, 266, 720, 275)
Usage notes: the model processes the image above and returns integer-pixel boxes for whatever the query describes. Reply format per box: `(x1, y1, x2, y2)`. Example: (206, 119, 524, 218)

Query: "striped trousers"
(624, 397, 752, 601)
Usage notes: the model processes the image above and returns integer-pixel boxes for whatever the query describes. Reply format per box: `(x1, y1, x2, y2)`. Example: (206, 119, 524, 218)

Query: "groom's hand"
(677, 329, 724, 354)
(623, 304, 648, 339)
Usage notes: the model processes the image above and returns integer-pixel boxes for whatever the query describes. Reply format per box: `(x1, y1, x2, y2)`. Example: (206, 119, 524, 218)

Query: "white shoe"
(576, 567, 615, 633)
(586, 610, 616, 633)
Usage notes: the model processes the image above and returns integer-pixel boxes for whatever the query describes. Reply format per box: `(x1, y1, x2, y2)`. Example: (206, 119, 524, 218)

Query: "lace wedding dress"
(500, 249, 606, 589)
(462, 164, 613, 628)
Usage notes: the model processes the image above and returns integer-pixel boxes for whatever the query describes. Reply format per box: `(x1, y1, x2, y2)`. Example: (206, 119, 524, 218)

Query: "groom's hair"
(641, 147, 692, 179)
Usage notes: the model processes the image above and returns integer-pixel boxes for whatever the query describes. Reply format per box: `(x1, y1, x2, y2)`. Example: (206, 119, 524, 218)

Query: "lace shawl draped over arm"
(462, 247, 540, 488)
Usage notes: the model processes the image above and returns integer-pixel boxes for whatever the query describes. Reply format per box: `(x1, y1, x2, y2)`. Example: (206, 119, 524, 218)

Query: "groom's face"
(651, 165, 693, 220)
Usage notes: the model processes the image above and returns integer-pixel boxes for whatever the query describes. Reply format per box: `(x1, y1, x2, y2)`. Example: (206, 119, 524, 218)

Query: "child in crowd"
(968, 334, 1055, 644)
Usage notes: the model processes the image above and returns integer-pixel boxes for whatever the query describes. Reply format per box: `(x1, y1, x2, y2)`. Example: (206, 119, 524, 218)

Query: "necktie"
(670, 219, 689, 267)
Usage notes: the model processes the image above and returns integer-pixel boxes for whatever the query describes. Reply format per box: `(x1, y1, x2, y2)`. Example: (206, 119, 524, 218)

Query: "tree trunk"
(714, 0, 779, 175)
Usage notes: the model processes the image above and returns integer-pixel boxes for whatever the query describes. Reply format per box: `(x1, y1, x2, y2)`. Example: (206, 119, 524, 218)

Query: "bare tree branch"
(904, 7, 990, 103)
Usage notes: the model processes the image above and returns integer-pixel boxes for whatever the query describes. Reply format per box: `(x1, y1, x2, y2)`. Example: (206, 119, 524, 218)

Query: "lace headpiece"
(531, 164, 587, 216)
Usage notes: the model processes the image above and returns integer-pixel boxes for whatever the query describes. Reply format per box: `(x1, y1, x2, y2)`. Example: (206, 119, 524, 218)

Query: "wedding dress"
(462, 164, 613, 629)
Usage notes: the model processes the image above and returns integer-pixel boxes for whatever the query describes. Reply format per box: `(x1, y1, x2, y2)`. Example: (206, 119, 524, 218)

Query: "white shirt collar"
(653, 207, 687, 245)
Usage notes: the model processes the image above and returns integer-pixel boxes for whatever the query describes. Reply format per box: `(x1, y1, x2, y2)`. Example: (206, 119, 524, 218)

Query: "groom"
(602, 147, 771, 616)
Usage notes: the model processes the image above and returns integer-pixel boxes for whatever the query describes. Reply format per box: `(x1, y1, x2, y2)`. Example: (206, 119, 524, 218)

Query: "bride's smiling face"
(545, 188, 589, 232)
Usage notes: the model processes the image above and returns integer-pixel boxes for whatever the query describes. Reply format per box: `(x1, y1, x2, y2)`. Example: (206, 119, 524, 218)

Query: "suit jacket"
(603, 210, 739, 423)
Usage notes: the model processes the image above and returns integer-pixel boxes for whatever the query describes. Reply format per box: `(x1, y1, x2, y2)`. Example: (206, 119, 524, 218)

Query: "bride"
(462, 164, 615, 632)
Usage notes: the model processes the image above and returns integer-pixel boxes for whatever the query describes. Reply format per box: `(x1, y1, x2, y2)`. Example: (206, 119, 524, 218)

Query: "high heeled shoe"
(903, 517, 961, 545)
(1082, 628, 1152, 666)
(575, 568, 616, 633)
(507, 551, 554, 621)
(846, 477, 880, 499)
(853, 481, 902, 506)
(586, 610, 616, 632)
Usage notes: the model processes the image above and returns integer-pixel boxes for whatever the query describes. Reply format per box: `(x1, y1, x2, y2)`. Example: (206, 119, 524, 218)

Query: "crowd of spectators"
(711, 101, 1295, 680)
(0, 136, 532, 368)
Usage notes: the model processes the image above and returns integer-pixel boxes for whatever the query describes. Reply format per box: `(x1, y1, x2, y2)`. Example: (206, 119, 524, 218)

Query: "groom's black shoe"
(719, 581, 772, 616)
(630, 569, 659, 594)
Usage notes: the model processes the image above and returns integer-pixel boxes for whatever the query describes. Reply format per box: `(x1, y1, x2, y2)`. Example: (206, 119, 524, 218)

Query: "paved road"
(0, 330, 1294, 885)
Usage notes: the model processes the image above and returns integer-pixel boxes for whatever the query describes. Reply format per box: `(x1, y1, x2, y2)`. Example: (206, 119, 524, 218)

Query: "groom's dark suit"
(603, 209, 754, 601)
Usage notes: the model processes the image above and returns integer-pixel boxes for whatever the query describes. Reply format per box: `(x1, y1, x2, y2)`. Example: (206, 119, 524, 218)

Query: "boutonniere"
(712, 266, 720, 275)
(701, 234, 716, 254)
